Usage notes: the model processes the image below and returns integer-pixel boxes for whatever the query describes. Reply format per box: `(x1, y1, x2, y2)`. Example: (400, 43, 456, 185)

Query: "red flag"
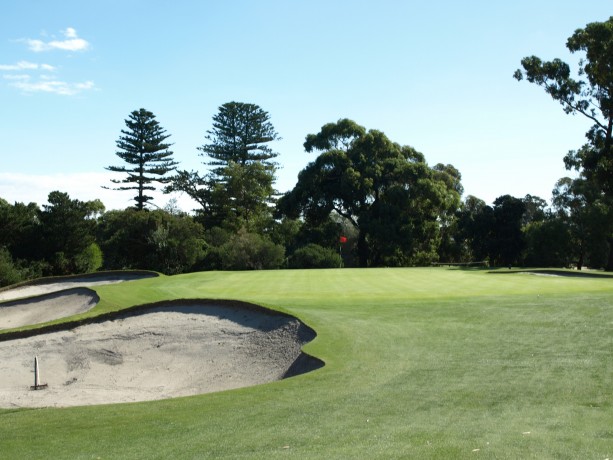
(339, 236, 348, 244)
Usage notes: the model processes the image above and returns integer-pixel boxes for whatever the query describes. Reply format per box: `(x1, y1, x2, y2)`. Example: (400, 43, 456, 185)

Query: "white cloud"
(0, 60, 55, 71)
(0, 61, 36, 70)
(3, 28, 94, 96)
(25, 28, 90, 52)
(3, 74, 30, 81)
(25, 39, 49, 52)
(0, 172, 198, 211)
(10, 78, 96, 96)
(63, 27, 78, 39)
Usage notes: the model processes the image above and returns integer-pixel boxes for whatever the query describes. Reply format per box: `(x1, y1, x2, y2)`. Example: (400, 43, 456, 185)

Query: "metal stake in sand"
(30, 355, 48, 390)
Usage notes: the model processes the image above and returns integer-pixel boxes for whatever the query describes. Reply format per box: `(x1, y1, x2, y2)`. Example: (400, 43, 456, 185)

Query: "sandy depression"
(0, 274, 319, 408)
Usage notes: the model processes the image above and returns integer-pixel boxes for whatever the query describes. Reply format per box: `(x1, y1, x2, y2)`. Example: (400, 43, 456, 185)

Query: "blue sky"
(1, 1, 611, 211)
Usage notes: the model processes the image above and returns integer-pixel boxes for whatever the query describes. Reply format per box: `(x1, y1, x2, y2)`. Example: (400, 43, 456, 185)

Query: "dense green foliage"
(278, 119, 461, 267)
(0, 192, 104, 281)
(38, 191, 105, 274)
(288, 243, 340, 269)
(1, 268, 612, 458)
(0, 198, 42, 262)
(201, 226, 285, 270)
(98, 208, 207, 274)
(106, 108, 178, 210)
(3, 180, 606, 288)
(0, 247, 25, 286)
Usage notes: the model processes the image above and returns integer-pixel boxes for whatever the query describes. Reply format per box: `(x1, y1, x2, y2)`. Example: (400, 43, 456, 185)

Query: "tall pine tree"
(168, 102, 280, 230)
(199, 102, 280, 229)
(106, 108, 177, 210)
(200, 102, 280, 172)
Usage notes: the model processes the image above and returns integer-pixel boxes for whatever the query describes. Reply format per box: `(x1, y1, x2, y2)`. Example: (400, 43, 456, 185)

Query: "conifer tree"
(106, 108, 177, 210)
(200, 101, 279, 174)
(198, 102, 280, 229)
(168, 102, 280, 230)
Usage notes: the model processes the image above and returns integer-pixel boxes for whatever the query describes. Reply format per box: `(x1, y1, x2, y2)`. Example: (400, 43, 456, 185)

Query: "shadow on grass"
(447, 266, 491, 272)
(487, 269, 613, 278)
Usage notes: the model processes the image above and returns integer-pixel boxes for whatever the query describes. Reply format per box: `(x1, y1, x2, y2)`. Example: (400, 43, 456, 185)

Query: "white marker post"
(31, 355, 48, 390)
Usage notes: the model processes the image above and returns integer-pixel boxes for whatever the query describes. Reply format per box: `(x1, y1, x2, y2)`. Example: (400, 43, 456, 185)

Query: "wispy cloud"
(3, 74, 30, 81)
(0, 60, 55, 71)
(9, 77, 96, 96)
(25, 28, 90, 52)
(2, 28, 96, 96)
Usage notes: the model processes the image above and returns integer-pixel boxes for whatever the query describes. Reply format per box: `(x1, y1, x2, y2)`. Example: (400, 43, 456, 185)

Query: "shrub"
(75, 243, 104, 273)
(218, 230, 285, 270)
(0, 248, 23, 287)
(289, 244, 340, 269)
(98, 209, 206, 274)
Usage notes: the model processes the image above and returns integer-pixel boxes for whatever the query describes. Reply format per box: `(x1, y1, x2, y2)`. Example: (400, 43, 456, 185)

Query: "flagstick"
(338, 236, 347, 268)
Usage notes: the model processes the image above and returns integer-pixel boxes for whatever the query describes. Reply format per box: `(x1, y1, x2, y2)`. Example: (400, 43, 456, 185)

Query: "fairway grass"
(1, 268, 612, 459)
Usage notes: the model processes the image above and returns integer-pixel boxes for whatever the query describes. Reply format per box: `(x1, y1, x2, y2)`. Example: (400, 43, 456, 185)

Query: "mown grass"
(1, 268, 612, 459)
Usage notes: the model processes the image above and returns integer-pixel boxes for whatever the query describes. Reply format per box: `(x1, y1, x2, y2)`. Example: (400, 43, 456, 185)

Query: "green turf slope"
(1, 268, 612, 459)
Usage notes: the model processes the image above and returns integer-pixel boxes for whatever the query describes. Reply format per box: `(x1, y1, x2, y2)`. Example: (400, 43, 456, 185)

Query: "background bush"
(289, 243, 340, 269)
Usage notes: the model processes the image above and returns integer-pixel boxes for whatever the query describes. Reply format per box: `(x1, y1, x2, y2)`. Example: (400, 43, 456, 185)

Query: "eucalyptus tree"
(454, 195, 492, 262)
(106, 108, 177, 210)
(489, 195, 526, 267)
(552, 175, 612, 269)
(278, 119, 462, 267)
(514, 16, 613, 186)
(515, 16, 613, 268)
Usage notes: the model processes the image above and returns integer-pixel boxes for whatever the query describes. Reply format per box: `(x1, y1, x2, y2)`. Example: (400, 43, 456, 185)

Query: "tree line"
(2, 16, 613, 286)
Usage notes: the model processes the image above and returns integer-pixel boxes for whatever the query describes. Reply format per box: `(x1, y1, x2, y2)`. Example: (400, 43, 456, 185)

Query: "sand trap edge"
(0, 270, 159, 295)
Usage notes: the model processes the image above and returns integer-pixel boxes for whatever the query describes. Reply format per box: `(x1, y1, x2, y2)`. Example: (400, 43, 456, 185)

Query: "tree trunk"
(576, 252, 584, 271)
(357, 230, 368, 267)
(606, 237, 613, 272)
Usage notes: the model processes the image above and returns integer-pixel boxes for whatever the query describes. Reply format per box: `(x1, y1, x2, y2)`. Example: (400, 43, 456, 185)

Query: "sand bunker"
(0, 273, 321, 408)
(0, 272, 157, 329)
(0, 303, 320, 408)
(0, 272, 156, 302)
(0, 288, 99, 330)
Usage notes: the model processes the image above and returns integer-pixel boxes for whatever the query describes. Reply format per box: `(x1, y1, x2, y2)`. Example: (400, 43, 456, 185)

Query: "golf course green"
(1, 267, 612, 459)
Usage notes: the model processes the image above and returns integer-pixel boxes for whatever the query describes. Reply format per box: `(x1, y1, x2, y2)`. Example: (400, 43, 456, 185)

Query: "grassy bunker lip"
(0, 299, 323, 408)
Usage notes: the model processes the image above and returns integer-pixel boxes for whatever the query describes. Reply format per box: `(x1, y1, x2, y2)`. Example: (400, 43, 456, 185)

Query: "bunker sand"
(0, 288, 99, 330)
